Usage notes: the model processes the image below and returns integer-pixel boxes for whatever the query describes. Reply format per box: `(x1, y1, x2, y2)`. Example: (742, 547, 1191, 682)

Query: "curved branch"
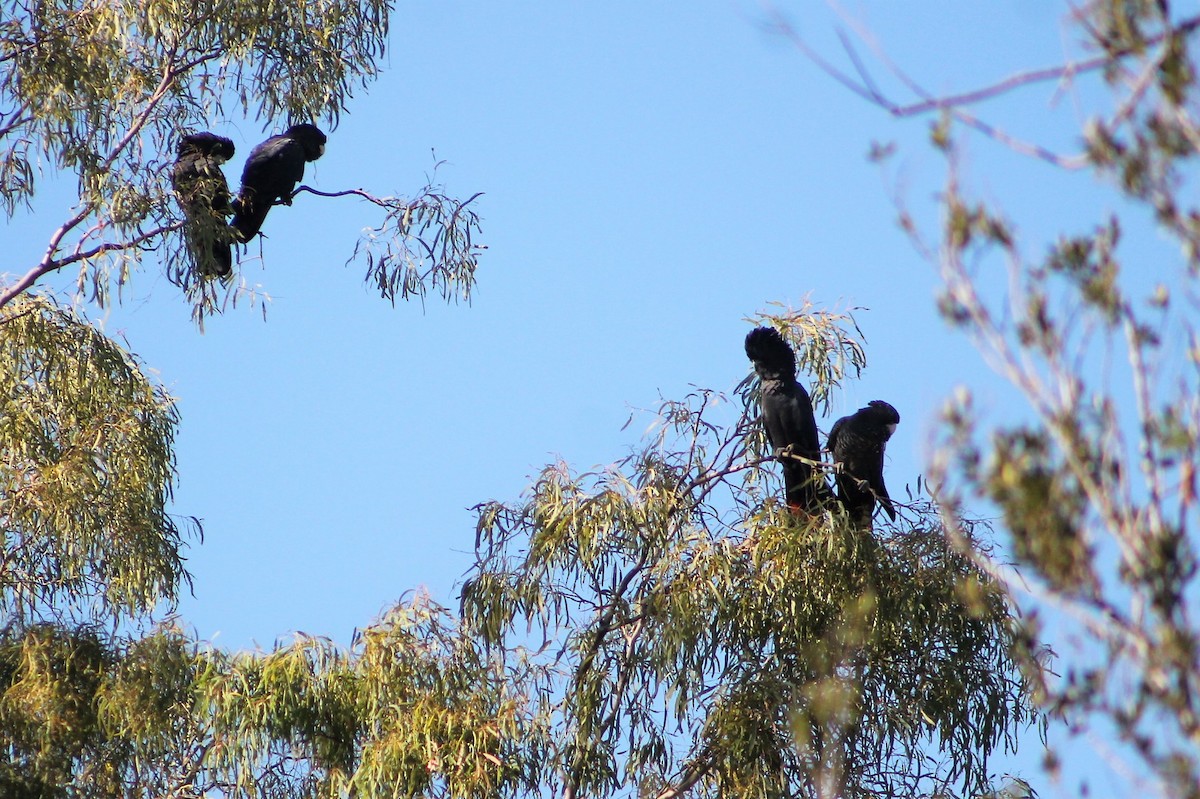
(292, 185, 485, 215)
(1, 207, 93, 309)
(1, 220, 184, 309)
(99, 48, 222, 173)
(773, 9, 1200, 118)
(768, 6, 1200, 167)
(292, 184, 398, 207)
(1, 46, 221, 309)
(0, 111, 32, 141)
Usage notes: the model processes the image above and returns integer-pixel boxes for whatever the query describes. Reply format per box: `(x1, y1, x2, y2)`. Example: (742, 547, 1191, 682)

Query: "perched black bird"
(826, 400, 900, 527)
(231, 123, 327, 242)
(171, 132, 236, 277)
(745, 326, 829, 515)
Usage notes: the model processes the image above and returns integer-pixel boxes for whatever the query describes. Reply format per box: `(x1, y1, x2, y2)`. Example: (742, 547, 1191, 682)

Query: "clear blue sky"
(4, 2, 1170, 796)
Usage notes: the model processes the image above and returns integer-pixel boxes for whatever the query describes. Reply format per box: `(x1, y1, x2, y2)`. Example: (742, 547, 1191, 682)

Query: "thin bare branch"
(768, 5, 1200, 167)
(777, 6, 1200, 117)
(292, 184, 399, 206)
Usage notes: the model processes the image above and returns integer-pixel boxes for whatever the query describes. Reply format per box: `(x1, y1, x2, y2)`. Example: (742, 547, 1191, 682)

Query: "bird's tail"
(231, 195, 270, 242)
(744, 326, 796, 376)
(782, 459, 833, 518)
(878, 493, 897, 522)
(209, 239, 233, 278)
(184, 215, 235, 278)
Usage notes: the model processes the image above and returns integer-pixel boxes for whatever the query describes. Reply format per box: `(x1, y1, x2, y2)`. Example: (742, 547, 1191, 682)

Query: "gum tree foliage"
(1, 2, 491, 796)
(0, 299, 1038, 798)
(0, 295, 189, 624)
(772, 1, 1200, 796)
(0, 599, 541, 799)
(0, 4, 1037, 798)
(0, 286, 536, 798)
(0, 0, 483, 323)
(459, 304, 1037, 799)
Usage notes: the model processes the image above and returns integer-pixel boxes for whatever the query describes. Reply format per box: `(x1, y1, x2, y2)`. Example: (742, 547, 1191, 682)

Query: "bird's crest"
(177, 132, 235, 162)
(744, 326, 796, 378)
(866, 400, 900, 425)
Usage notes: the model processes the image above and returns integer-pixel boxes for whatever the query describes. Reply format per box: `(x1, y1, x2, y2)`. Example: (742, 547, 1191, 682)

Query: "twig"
(0, 306, 38, 326)
(0, 112, 32, 141)
(782, 7, 1200, 118)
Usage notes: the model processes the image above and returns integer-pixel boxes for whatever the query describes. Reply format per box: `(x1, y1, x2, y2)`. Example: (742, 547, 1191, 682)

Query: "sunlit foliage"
(460, 308, 1036, 799)
(0, 0, 481, 318)
(0, 599, 542, 799)
(0, 294, 191, 623)
(0, 297, 1037, 799)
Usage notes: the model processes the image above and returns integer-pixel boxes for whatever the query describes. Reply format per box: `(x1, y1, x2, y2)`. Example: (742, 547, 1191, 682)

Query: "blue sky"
(4, 2, 1172, 795)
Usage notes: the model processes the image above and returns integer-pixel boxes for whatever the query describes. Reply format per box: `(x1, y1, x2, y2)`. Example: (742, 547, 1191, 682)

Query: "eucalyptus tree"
(0, 298, 1038, 799)
(0, 294, 535, 796)
(1, 0, 484, 632)
(0, 4, 1043, 798)
(0, 0, 482, 323)
(774, 1, 1200, 795)
(460, 306, 1038, 799)
(0, 2, 492, 796)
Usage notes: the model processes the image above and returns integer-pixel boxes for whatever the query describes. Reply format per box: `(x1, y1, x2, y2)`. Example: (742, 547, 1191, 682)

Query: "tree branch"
(292, 184, 485, 216)
(775, 7, 1200, 117)
(767, 5, 1200, 167)
(561, 553, 650, 799)
(167, 740, 212, 799)
(99, 48, 222, 173)
(654, 754, 715, 799)
(1, 220, 184, 309)
(0, 111, 32, 141)
(292, 184, 398, 206)
(1, 47, 221, 308)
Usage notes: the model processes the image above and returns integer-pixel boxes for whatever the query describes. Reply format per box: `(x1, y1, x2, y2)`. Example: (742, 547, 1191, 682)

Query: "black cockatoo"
(171, 132, 236, 277)
(826, 400, 900, 527)
(745, 326, 829, 515)
(231, 123, 327, 242)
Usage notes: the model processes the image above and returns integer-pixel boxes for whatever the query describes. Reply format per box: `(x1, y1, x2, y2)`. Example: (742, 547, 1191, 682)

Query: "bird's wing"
(791, 383, 820, 457)
(758, 382, 786, 450)
(762, 383, 819, 456)
(241, 137, 306, 196)
(170, 155, 200, 197)
(173, 156, 227, 213)
(196, 158, 231, 211)
(233, 137, 307, 239)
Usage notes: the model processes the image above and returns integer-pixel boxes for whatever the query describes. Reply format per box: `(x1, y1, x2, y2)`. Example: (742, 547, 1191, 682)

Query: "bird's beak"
(318, 144, 326, 158)
(886, 423, 898, 436)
